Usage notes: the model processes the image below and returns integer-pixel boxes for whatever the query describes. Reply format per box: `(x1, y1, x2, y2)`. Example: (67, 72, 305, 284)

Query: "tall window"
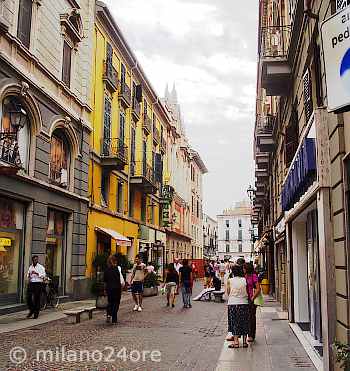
(141, 195, 146, 222)
(238, 229, 242, 241)
(17, 0, 32, 48)
(238, 242, 242, 253)
(130, 126, 136, 175)
(101, 169, 109, 207)
(49, 134, 69, 188)
(0, 96, 30, 170)
(226, 244, 230, 253)
(117, 181, 123, 213)
(225, 230, 230, 241)
(142, 140, 147, 176)
(144, 99, 148, 116)
(102, 96, 112, 154)
(62, 41, 72, 87)
(225, 219, 229, 228)
(238, 219, 242, 228)
(121, 63, 126, 86)
(119, 111, 125, 143)
(129, 189, 135, 217)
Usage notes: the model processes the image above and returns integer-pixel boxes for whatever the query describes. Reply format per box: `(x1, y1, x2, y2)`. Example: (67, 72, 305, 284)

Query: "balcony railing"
(261, 25, 291, 59)
(101, 137, 128, 163)
(103, 61, 119, 92)
(142, 113, 152, 134)
(132, 98, 141, 120)
(49, 166, 68, 187)
(142, 162, 155, 184)
(119, 82, 131, 107)
(0, 132, 21, 167)
(153, 126, 160, 144)
(256, 114, 275, 135)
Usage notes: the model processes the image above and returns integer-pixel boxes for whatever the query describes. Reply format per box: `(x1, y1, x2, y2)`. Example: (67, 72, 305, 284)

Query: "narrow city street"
(0, 283, 316, 371)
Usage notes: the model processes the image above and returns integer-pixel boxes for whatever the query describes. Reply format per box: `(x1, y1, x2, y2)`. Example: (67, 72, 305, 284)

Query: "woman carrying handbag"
(244, 262, 263, 343)
(104, 255, 125, 324)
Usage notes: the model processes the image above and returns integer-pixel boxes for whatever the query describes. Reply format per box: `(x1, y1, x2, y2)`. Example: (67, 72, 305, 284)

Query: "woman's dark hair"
(168, 263, 175, 273)
(244, 262, 254, 275)
(182, 259, 189, 266)
(231, 264, 244, 277)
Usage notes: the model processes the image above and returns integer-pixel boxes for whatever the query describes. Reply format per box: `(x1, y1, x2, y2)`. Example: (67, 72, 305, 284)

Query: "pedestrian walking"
(244, 262, 261, 342)
(179, 259, 193, 308)
(27, 255, 46, 319)
(174, 258, 182, 274)
(104, 255, 125, 324)
(191, 261, 198, 281)
(226, 265, 249, 348)
(219, 260, 226, 282)
(130, 254, 147, 312)
(163, 263, 179, 307)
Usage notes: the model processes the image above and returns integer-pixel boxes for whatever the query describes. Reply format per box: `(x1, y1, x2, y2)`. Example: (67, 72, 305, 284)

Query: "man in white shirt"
(27, 255, 46, 319)
(174, 258, 182, 273)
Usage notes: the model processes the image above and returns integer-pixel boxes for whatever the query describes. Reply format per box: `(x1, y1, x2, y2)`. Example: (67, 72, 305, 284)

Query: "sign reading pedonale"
(321, 8, 350, 111)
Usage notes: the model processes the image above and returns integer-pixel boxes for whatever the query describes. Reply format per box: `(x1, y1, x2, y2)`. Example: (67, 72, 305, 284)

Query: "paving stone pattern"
(0, 284, 227, 371)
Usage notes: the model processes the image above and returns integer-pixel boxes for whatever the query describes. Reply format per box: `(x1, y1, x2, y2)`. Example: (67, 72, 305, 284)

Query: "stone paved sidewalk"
(215, 299, 317, 371)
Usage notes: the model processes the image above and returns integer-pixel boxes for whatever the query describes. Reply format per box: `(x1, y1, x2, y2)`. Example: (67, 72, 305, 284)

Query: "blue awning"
(281, 138, 316, 212)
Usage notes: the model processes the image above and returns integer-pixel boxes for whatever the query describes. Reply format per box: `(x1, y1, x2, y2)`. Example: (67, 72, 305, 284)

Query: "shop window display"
(0, 197, 25, 305)
(46, 210, 66, 291)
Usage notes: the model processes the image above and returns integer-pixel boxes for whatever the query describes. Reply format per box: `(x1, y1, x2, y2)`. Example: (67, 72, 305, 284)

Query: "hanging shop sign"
(321, 8, 350, 111)
(0, 238, 12, 246)
(162, 203, 170, 227)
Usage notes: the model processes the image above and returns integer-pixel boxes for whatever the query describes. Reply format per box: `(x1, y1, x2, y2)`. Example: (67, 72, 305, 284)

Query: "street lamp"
(247, 185, 256, 203)
(7, 97, 28, 128)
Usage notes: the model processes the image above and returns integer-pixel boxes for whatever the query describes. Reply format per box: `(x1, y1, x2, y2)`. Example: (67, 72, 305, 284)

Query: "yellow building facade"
(86, 3, 170, 277)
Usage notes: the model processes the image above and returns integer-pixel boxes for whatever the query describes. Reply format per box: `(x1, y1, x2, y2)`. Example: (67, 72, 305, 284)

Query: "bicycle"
(40, 276, 59, 310)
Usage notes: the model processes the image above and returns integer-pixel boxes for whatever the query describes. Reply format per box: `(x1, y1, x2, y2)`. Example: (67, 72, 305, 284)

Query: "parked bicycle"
(40, 276, 59, 310)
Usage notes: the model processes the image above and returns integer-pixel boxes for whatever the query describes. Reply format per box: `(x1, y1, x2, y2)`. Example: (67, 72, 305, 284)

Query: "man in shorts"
(130, 255, 147, 312)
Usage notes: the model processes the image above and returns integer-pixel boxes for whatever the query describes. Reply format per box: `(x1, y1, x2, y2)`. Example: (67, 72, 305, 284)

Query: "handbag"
(254, 290, 264, 306)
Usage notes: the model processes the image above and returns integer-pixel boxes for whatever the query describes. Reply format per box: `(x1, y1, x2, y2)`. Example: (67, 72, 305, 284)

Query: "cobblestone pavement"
(0, 283, 227, 371)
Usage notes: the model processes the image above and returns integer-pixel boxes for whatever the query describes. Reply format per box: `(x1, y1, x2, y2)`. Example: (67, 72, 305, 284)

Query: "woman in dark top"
(104, 255, 124, 324)
(164, 263, 179, 308)
(179, 259, 193, 308)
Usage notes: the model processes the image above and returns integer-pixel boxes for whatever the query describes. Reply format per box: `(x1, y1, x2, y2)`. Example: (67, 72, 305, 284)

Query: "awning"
(95, 226, 131, 246)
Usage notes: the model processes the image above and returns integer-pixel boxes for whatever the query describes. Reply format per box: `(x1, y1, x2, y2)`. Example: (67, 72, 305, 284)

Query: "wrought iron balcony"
(130, 162, 157, 194)
(100, 137, 128, 171)
(49, 166, 68, 188)
(260, 25, 292, 96)
(0, 132, 22, 173)
(132, 98, 141, 121)
(119, 82, 131, 107)
(153, 125, 160, 144)
(255, 115, 275, 152)
(142, 113, 152, 135)
(103, 61, 119, 92)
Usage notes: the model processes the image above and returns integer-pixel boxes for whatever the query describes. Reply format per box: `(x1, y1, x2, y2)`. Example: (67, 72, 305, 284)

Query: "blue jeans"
(182, 281, 191, 307)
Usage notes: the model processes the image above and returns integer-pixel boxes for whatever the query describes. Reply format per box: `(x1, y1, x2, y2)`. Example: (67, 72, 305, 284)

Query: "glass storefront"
(0, 197, 25, 305)
(46, 210, 67, 293)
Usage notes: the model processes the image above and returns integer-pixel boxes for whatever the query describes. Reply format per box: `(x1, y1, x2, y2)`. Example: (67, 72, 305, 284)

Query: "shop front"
(0, 197, 25, 306)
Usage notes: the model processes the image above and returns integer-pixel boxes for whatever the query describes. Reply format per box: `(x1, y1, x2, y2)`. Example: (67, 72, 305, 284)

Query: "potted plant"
(143, 271, 159, 297)
(334, 341, 350, 370)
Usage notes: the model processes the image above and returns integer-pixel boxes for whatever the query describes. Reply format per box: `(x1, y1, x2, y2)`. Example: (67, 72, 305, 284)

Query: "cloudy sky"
(105, 0, 258, 218)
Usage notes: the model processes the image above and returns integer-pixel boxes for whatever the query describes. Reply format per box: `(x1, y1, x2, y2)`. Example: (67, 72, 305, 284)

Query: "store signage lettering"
(0, 238, 11, 246)
(162, 203, 170, 227)
(321, 8, 350, 111)
(337, 0, 350, 12)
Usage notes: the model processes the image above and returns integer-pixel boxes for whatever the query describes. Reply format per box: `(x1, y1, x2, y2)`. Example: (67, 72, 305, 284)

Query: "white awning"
(95, 226, 131, 246)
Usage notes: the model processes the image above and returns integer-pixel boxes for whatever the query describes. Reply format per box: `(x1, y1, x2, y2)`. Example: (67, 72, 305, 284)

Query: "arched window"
(49, 130, 70, 188)
(0, 96, 30, 171)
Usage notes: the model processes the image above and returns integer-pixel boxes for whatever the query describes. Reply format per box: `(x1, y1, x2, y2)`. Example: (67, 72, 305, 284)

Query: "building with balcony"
(0, 0, 94, 308)
(87, 2, 172, 277)
(253, 1, 350, 369)
(217, 201, 253, 262)
(203, 214, 218, 259)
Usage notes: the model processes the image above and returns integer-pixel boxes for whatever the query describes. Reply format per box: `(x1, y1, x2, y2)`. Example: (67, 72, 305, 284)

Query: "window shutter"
(17, 0, 32, 48)
(154, 153, 162, 182)
(285, 103, 299, 166)
(103, 97, 112, 154)
(119, 113, 125, 143)
(135, 84, 143, 103)
(303, 69, 313, 124)
(62, 41, 72, 87)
